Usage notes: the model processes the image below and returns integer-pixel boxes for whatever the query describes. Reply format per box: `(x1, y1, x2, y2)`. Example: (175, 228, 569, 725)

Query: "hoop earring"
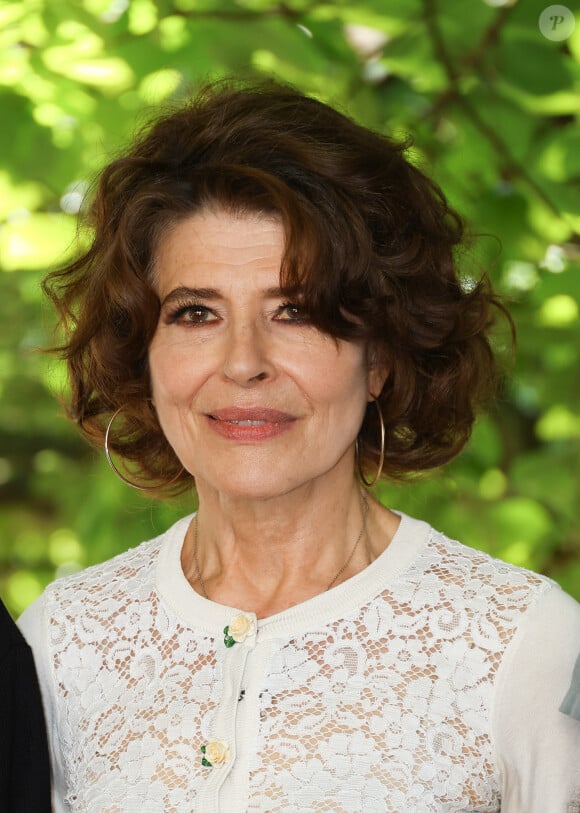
(104, 406, 185, 491)
(356, 398, 385, 488)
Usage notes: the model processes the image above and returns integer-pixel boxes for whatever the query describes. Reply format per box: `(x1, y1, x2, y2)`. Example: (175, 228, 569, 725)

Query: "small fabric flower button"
(201, 739, 230, 768)
(223, 613, 255, 648)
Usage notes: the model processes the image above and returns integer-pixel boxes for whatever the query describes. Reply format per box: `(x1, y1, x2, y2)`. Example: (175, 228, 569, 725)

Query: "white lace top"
(19, 512, 580, 813)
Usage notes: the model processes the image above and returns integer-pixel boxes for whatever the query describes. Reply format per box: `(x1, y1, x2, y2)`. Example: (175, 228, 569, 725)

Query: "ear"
(366, 344, 389, 399)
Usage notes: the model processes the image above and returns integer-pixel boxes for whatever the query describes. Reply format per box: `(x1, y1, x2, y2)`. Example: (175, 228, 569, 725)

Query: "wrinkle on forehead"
(152, 209, 285, 292)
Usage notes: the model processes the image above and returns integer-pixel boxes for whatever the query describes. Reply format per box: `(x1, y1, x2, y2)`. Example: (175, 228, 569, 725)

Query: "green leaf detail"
(224, 634, 236, 648)
(201, 757, 212, 767)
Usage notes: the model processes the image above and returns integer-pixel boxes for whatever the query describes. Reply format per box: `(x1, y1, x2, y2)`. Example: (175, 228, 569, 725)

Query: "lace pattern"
(46, 540, 221, 811)
(247, 534, 547, 811)
(43, 527, 550, 812)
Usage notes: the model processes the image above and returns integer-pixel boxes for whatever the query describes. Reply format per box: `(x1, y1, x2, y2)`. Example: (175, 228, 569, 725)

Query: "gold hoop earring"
(104, 406, 185, 491)
(356, 398, 385, 488)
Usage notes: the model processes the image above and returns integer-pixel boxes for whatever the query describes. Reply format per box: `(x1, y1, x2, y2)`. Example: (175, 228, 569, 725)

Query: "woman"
(0, 598, 51, 811)
(20, 80, 580, 812)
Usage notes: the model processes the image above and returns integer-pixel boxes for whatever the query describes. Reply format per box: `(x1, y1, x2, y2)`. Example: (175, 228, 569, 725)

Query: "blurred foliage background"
(1, 0, 579, 618)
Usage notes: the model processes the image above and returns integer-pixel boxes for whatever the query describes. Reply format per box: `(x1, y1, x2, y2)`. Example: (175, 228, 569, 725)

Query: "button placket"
(222, 634, 273, 811)
(196, 628, 256, 810)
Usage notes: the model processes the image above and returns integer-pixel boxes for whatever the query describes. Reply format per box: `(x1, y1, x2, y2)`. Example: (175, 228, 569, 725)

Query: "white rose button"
(201, 739, 230, 768)
(223, 614, 256, 648)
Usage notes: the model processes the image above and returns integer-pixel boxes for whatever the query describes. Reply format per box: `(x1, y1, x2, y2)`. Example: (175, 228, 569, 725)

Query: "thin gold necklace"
(191, 494, 370, 600)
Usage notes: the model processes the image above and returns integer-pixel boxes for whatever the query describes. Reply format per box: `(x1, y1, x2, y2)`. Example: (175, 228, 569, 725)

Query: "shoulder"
(405, 520, 554, 613)
(18, 515, 192, 702)
(392, 518, 580, 676)
(417, 523, 580, 707)
(45, 516, 191, 609)
(20, 515, 192, 641)
(494, 579, 580, 704)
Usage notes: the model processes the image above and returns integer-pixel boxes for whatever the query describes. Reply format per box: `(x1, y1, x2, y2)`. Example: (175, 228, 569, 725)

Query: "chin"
(224, 478, 295, 502)
(196, 466, 308, 502)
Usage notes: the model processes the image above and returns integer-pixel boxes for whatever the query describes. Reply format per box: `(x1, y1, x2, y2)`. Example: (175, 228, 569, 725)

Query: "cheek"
(148, 348, 171, 405)
(290, 348, 369, 412)
(149, 344, 199, 409)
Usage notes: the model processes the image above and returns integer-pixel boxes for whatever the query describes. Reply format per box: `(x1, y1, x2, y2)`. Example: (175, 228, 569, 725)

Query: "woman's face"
(148, 208, 384, 500)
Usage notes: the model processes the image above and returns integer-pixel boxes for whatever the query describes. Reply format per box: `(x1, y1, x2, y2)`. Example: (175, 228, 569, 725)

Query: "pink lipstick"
(205, 407, 296, 442)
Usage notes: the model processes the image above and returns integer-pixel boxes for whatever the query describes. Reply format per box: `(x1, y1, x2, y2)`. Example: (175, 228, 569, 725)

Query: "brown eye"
(185, 306, 211, 322)
(276, 303, 308, 322)
(169, 304, 217, 324)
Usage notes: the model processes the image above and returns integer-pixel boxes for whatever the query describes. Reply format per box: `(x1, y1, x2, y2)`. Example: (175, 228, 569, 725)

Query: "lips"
(208, 407, 295, 423)
(205, 407, 296, 441)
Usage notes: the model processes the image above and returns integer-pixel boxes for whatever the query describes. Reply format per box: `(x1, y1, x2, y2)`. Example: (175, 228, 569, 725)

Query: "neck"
(181, 474, 398, 617)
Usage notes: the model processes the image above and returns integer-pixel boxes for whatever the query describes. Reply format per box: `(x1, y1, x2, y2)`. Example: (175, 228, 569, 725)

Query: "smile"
(225, 420, 268, 426)
(205, 408, 296, 441)
(227, 421, 266, 426)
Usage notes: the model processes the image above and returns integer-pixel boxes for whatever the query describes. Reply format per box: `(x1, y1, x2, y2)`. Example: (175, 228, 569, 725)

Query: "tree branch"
(171, 1, 316, 23)
(421, 0, 565, 222)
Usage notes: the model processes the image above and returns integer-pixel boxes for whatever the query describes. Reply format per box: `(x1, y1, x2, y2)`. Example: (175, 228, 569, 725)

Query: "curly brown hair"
(44, 78, 510, 494)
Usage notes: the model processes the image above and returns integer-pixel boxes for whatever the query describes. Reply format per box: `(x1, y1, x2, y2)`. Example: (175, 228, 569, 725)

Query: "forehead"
(153, 209, 285, 292)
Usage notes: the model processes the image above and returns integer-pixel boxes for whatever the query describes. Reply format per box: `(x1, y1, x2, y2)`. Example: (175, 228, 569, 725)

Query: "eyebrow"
(160, 285, 287, 307)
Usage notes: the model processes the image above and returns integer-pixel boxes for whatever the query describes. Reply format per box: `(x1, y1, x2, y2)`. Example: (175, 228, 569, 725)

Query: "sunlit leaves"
(538, 294, 579, 327)
(42, 23, 135, 92)
(0, 171, 44, 219)
(496, 36, 575, 97)
(158, 15, 191, 51)
(536, 405, 580, 440)
(0, 212, 77, 271)
(128, 0, 158, 36)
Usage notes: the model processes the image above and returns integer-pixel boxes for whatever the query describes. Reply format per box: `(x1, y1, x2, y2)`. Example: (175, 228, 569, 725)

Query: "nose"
(222, 320, 275, 386)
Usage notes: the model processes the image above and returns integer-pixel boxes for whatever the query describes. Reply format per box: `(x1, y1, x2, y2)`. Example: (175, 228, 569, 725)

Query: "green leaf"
(496, 36, 574, 96)
(0, 213, 78, 271)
